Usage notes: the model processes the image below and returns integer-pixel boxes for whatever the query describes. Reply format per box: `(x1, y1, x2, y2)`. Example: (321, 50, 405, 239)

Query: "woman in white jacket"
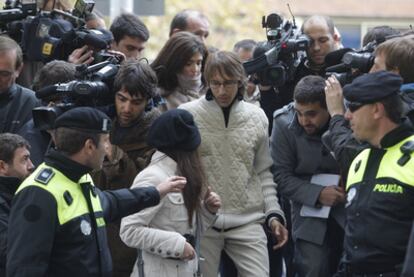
(120, 109, 221, 277)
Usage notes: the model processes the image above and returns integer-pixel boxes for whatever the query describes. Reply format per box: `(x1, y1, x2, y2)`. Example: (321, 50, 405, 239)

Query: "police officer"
(6, 107, 186, 277)
(339, 71, 414, 277)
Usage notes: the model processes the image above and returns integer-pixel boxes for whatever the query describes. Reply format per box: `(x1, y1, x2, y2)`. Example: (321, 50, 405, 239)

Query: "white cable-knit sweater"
(180, 98, 285, 229)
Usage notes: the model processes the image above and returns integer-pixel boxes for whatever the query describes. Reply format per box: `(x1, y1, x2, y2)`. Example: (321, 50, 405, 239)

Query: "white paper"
(300, 174, 341, 218)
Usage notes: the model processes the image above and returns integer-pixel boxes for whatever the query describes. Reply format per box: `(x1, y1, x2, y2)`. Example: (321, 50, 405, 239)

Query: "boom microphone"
(36, 84, 59, 100)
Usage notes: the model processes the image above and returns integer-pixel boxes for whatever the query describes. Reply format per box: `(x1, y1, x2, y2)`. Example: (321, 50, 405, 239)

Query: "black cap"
(147, 109, 201, 152)
(54, 107, 111, 133)
(343, 71, 402, 104)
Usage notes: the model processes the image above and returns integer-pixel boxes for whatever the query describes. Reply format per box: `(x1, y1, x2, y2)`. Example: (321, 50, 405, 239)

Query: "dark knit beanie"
(147, 109, 201, 152)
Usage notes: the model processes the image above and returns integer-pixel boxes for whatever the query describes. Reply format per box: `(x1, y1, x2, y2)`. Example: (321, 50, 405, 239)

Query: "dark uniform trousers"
(343, 130, 414, 277)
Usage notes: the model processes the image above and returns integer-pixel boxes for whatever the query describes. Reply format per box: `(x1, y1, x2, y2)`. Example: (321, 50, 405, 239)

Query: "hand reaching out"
(156, 176, 186, 198)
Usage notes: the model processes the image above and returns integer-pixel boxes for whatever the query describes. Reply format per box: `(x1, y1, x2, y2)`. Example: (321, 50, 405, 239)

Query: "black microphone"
(325, 63, 349, 73)
(36, 85, 59, 100)
(36, 82, 73, 100)
(325, 48, 353, 67)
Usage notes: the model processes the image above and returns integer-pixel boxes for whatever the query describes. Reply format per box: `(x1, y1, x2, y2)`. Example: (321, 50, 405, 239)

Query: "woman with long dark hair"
(151, 32, 208, 111)
(120, 109, 220, 277)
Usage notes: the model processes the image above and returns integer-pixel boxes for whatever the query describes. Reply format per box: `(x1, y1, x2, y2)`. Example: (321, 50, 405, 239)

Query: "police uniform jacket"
(345, 124, 414, 274)
(6, 149, 160, 277)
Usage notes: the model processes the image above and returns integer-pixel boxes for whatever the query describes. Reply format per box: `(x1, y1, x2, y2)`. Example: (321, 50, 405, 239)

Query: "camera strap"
(195, 212, 203, 277)
(136, 248, 145, 277)
(2, 85, 23, 133)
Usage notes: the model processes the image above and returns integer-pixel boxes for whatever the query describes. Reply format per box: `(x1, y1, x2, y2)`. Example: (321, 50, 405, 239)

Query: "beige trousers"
(200, 222, 269, 277)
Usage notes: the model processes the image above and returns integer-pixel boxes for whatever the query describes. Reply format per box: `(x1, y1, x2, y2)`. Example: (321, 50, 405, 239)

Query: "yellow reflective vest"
(7, 151, 160, 277)
(344, 133, 414, 273)
(9, 163, 113, 277)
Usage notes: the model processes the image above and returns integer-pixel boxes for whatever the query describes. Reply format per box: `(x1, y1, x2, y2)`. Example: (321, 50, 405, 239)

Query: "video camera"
(243, 13, 309, 87)
(325, 47, 375, 86)
(0, 0, 37, 42)
(33, 58, 121, 130)
(325, 35, 399, 85)
(0, 0, 114, 63)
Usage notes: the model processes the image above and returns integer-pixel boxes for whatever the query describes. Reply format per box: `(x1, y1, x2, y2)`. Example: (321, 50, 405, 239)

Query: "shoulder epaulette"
(398, 140, 414, 166)
(273, 103, 293, 119)
(34, 168, 55, 185)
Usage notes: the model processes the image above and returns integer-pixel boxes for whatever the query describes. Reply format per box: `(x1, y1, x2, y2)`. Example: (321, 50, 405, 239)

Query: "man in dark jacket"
(0, 36, 39, 134)
(0, 133, 34, 276)
(271, 75, 345, 277)
(91, 60, 160, 277)
(6, 107, 186, 277)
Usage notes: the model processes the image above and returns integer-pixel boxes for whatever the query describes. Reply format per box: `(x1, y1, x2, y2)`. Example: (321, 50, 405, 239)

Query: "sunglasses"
(345, 101, 365, 112)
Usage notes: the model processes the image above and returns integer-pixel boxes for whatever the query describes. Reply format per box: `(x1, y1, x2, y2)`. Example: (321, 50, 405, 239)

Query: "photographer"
(6, 107, 187, 277)
(0, 36, 40, 134)
(91, 60, 160, 277)
(18, 60, 77, 167)
(298, 16, 340, 76)
(324, 35, 414, 176)
(16, 0, 73, 87)
(233, 39, 260, 105)
(13, 0, 110, 85)
(255, 15, 340, 135)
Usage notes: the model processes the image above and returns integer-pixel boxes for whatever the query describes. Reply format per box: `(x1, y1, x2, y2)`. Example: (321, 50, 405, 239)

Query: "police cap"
(343, 71, 402, 104)
(54, 107, 111, 133)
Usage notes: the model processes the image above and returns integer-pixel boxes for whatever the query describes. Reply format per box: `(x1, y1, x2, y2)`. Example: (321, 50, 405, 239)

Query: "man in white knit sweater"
(179, 51, 287, 277)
